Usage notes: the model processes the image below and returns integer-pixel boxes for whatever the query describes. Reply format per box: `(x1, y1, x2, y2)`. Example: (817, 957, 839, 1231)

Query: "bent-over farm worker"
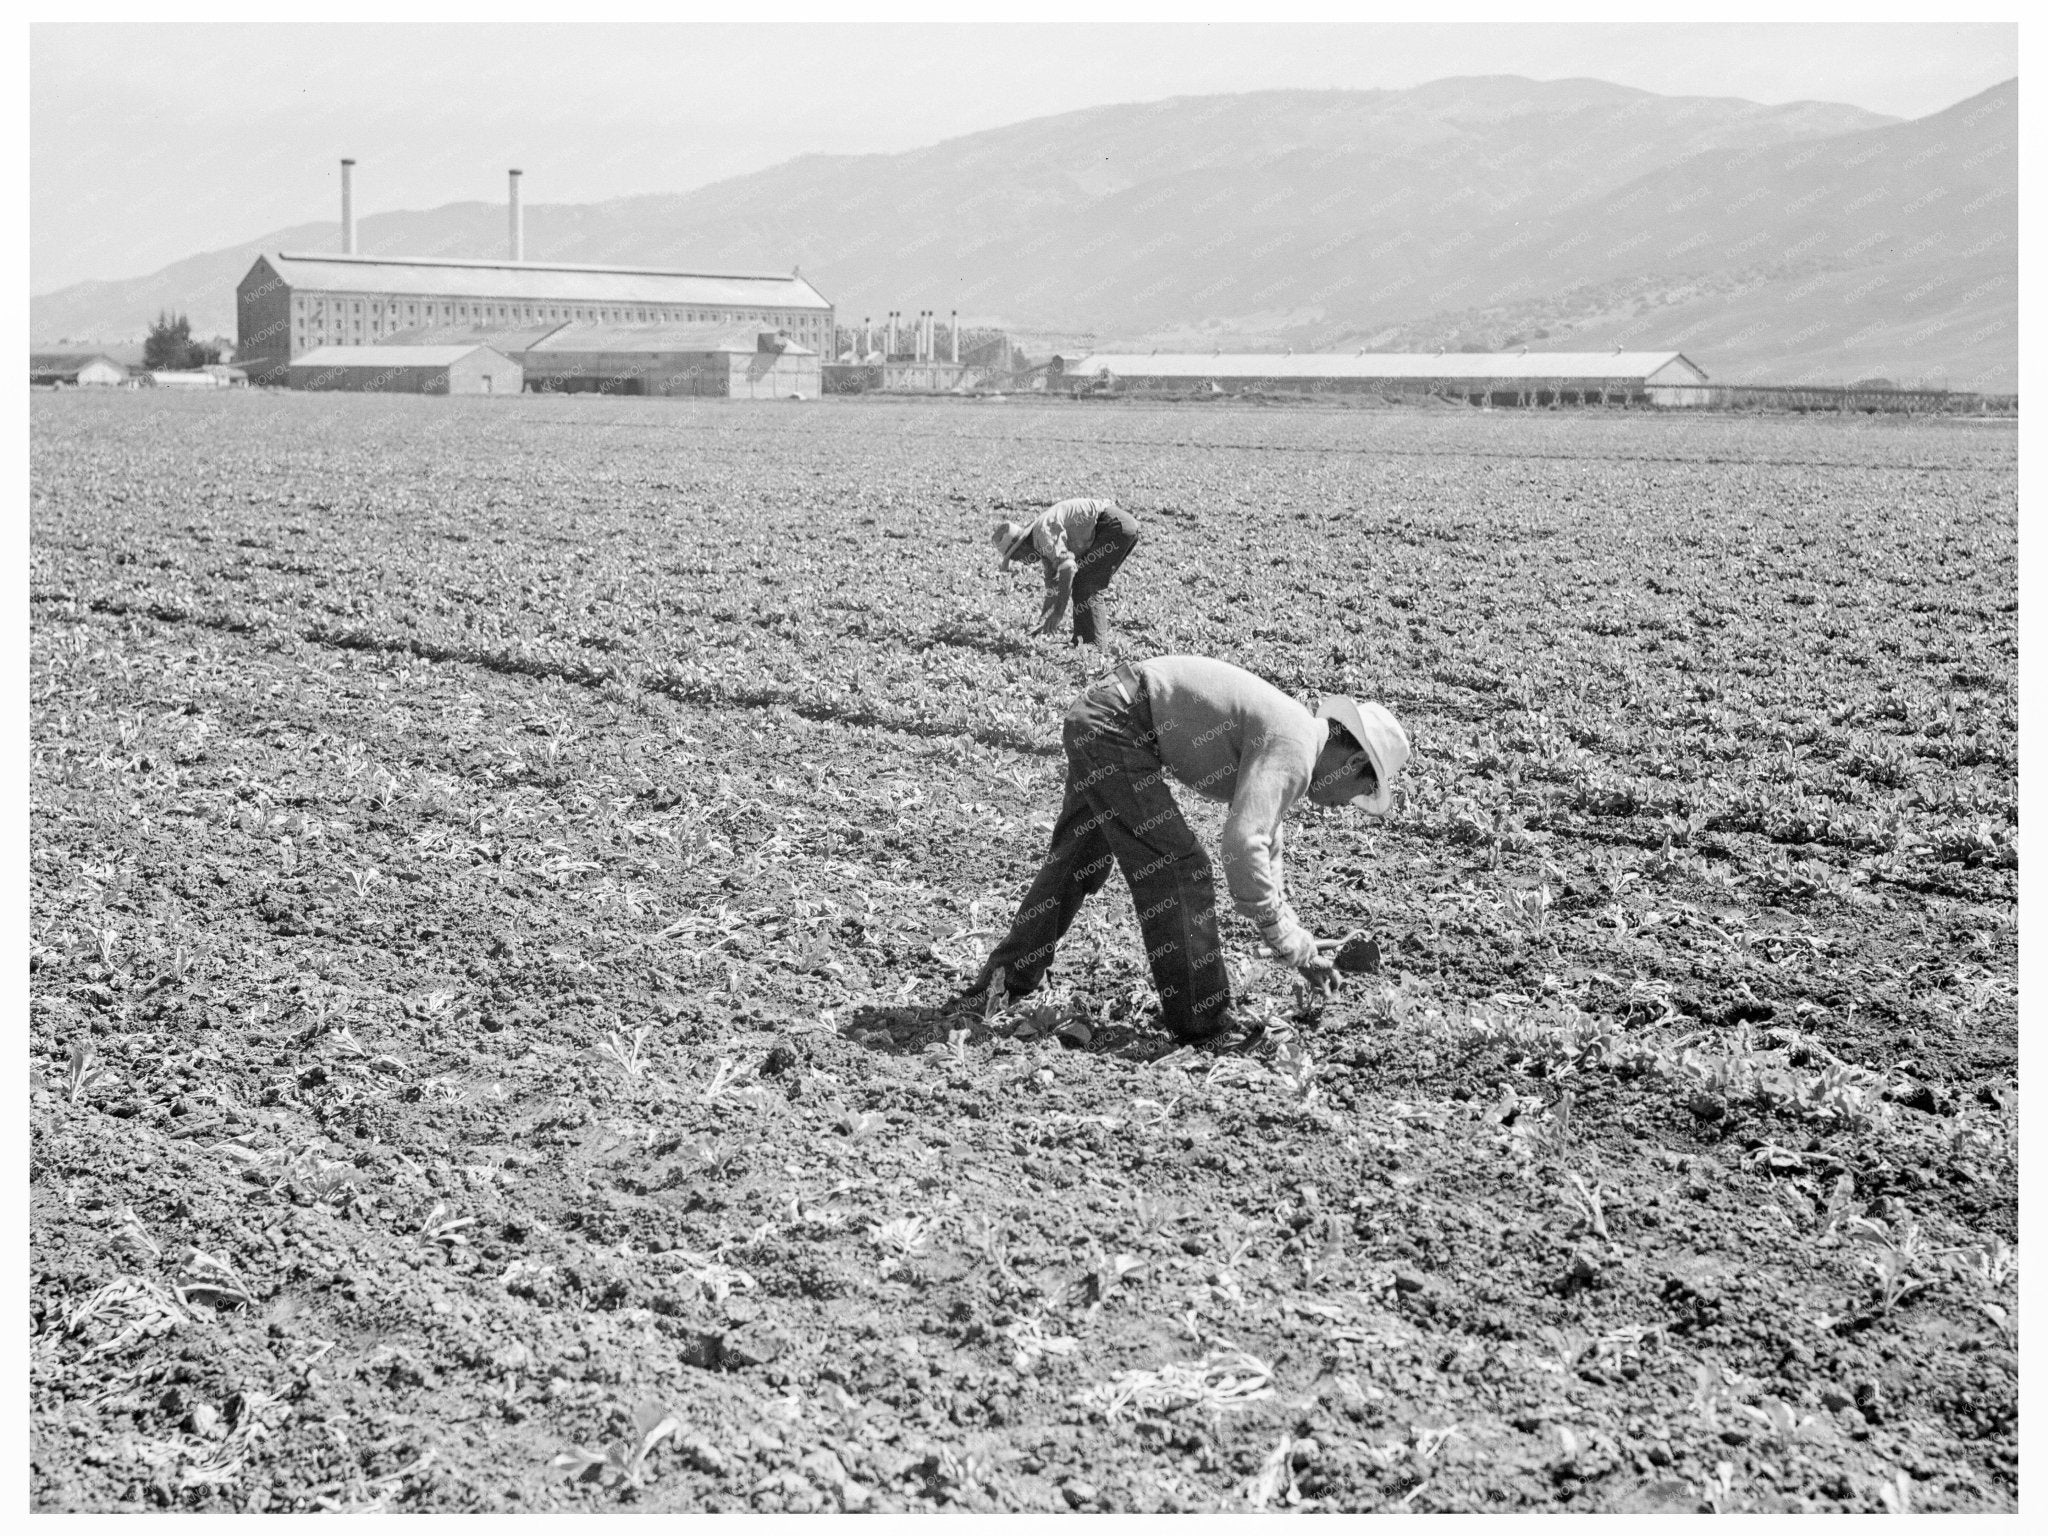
(959, 655, 1410, 1046)
(991, 497, 1139, 647)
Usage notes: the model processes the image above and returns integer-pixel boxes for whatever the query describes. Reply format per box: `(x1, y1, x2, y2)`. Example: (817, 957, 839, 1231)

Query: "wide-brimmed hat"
(990, 519, 1033, 567)
(1315, 697, 1410, 815)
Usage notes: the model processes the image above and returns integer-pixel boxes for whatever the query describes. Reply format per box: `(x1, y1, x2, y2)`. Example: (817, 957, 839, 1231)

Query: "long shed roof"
(382, 323, 569, 352)
(528, 323, 815, 356)
(31, 352, 125, 372)
(1070, 351, 1706, 383)
(289, 344, 514, 369)
(383, 321, 816, 357)
(262, 253, 832, 311)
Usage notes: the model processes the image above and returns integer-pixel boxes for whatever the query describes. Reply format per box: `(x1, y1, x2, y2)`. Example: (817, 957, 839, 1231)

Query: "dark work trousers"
(1067, 509, 1140, 646)
(983, 663, 1233, 1039)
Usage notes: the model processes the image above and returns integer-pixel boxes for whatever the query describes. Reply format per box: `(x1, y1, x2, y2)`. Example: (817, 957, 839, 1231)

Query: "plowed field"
(29, 392, 2017, 1512)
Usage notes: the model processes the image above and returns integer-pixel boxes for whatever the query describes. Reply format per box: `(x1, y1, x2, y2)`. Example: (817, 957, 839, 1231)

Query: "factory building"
(286, 343, 521, 395)
(1060, 351, 1711, 406)
(237, 163, 834, 386)
(823, 307, 976, 392)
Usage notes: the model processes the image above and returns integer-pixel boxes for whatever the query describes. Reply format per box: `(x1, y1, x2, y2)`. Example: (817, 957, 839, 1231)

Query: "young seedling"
(1133, 1192, 1176, 1239)
(421, 1201, 477, 1247)
(869, 1215, 929, 1258)
(1245, 1434, 1300, 1510)
(1699, 1461, 1743, 1514)
(1004, 1315, 1079, 1375)
(1503, 885, 1554, 941)
(1736, 1395, 1824, 1447)
(1815, 1173, 1859, 1242)
(1854, 1219, 1942, 1315)
(64, 1042, 116, 1105)
(1560, 1169, 1609, 1240)
(1874, 1469, 1913, 1514)
(1947, 1235, 2016, 1290)
(552, 1400, 681, 1489)
(175, 1248, 254, 1310)
(1270, 1037, 1320, 1108)
(697, 1057, 742, 1105)
(595, 1026, 652, 1082)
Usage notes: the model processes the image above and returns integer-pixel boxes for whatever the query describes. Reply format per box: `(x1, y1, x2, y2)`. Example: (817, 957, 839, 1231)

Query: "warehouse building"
(379, 320, 821, 398)
(30, 352, 129, 387)
(523, 325, 818, 399)
(286, 343, 521, 395)
(1060, 351, 1711, 406)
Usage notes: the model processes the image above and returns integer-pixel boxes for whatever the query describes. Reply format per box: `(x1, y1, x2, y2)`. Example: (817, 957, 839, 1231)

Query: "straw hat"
(990, 519, 1033, 567)
(1315, 697, 1410, 815)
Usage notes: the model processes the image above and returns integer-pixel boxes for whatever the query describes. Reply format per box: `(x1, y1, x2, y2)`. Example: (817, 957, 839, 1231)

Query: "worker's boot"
(1180, 1008, 1267, 1055)
(944, 965, 1041, 1020)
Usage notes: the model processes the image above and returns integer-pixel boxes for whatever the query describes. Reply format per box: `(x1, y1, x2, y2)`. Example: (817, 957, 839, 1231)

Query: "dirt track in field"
(30, 393, 2015, 1512)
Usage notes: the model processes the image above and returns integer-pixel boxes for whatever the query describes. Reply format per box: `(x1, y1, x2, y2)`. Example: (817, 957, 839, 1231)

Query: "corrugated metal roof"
(528, 323, 816, 356)
(266, 253, 832, 311)
(1069, 351, 1705, 383)
(382, 323, 569, 352)
(290, 344, 513, 369)
(31, 352, 125, 371)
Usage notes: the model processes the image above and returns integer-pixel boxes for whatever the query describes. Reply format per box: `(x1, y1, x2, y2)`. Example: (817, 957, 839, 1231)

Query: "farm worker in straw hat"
(955, 655, 1410, 1048)
(990, 497, 1140, 647)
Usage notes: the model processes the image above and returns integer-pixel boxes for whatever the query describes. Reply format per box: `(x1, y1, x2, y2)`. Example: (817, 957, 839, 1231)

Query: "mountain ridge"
(31, 74, 2012, 389)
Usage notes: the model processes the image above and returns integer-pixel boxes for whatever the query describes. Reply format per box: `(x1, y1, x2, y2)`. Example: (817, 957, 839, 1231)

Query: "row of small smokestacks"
(859, 311, 960, 364)
(338, 159, 524, 261)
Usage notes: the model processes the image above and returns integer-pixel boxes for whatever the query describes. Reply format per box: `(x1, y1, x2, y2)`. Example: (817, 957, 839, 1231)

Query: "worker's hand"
(1290, 951, 1341, 1011)
(1298, 944, 1343, 1000)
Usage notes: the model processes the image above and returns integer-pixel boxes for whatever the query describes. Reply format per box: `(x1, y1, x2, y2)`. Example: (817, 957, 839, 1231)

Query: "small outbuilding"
(144, 370, 230, 389)
(30, 352, 128, 387)
(286, 344, 521, 395)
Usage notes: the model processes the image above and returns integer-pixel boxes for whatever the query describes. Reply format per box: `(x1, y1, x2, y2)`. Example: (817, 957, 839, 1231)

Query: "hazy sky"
(31, 22, 2017, 293)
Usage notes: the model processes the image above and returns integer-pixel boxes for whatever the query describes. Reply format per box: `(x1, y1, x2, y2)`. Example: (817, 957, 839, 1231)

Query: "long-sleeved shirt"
(1131, 655, 1327, 963)
(1028, 497, 1113, 576)
(1024, 498, 1117, 629)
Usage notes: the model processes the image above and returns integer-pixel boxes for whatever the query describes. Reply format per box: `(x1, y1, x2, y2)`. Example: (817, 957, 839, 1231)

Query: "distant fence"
(1688, 384, 2017, 416)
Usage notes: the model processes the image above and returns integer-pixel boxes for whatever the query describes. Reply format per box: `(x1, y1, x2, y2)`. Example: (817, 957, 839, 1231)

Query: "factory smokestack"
(950, 310, 959, 365)
(340, 158, 356, 255)
(508, 169, 524, 261)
